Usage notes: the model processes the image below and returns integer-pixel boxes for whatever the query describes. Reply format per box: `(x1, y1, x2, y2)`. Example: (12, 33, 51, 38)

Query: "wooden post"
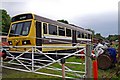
(0, 48, 2, 80)
(61, 58, 65, 80)
(117, 3, 120, 76)
(116, 35, 120, 76)
(85, 44, 92, 78)
(0, 56, 2, 78)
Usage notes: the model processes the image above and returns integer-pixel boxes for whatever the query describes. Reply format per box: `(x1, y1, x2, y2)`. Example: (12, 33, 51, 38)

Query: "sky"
(1, 0, 119, 37)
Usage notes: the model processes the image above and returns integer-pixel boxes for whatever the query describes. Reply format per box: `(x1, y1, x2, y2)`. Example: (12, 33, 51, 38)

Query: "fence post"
(32, 47, 34, 72)
(85, 44, 92, 78)
(61, 58, 65, 80)
(0, 47, 2, 80)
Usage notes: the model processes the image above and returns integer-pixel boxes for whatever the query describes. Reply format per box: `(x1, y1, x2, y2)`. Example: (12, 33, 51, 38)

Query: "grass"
(3, 68, 60, 78)
(98, 67, 120, 78)
(1, 56, 120, 79)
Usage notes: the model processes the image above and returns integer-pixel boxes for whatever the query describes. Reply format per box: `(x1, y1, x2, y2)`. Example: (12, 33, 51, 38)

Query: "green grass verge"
(2, 56, 120, 79)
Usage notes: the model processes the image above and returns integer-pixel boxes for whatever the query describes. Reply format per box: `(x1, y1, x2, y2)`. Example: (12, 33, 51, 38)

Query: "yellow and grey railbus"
(7, 13, 92, 53)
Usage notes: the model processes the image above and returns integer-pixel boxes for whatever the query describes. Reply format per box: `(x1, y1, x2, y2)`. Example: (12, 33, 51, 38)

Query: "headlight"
(22, 40, 31, 45)
(8, 41, 12, 45)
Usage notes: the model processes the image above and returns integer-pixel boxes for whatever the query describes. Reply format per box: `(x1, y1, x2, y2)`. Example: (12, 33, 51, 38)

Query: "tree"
(94, 33, 105, 40)
(107, 35, 118, 41)
(0, 9, 11, 34)
(57, 19, 69, 24)
(86, 29, 95, 36)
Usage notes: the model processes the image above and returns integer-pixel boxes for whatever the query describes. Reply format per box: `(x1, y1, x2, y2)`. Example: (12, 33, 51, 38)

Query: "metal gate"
(0, 45, 92, 79)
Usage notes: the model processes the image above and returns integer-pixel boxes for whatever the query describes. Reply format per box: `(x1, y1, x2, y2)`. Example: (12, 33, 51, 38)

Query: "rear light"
(22, 40, 31, 45)
(8, 41, 12, 45)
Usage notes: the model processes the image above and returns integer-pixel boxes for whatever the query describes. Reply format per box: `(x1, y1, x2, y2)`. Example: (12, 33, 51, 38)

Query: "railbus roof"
(34, 14, 92, 34)
(11, 13, 92, 34)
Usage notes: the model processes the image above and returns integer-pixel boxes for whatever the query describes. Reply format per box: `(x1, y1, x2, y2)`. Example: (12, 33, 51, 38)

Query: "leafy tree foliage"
(94, 33, 105, 40)
(0, 9, 11, 34)
(57, 19, 69, 24)
(107, 35, 118, 41)
(94, 33, 118, 42)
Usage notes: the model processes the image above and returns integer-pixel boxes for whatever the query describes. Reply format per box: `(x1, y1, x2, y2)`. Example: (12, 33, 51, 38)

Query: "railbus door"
(36, 21, 42, 51)
(72, 30, 77, 46)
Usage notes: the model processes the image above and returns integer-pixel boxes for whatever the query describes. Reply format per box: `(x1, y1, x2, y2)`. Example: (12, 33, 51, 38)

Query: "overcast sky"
(1, 0, 119, 37)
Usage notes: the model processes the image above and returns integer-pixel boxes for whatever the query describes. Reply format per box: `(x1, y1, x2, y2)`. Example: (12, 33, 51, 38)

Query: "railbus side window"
(88, 34, 90, 39)
(48, 24, 57, 35)
(82, 33, 84, 38)
(77, 31, 81, 38)
(58, 27, 65, 36)
(43, 23, 47, 34)
(66, 28, 71, 37)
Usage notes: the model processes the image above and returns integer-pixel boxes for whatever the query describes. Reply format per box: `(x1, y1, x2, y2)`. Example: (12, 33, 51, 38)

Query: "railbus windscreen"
(9, 21, 31, 37)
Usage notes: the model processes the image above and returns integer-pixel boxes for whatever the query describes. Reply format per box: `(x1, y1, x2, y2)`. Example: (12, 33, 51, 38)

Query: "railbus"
(0, 13, 92, 60)
(7, 13, 92, 52)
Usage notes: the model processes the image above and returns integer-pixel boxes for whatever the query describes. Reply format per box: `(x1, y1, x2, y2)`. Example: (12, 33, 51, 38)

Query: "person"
(95, 39, 117, 63)
(107, 45, 117, 64)
(94, 39, 108, 57)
